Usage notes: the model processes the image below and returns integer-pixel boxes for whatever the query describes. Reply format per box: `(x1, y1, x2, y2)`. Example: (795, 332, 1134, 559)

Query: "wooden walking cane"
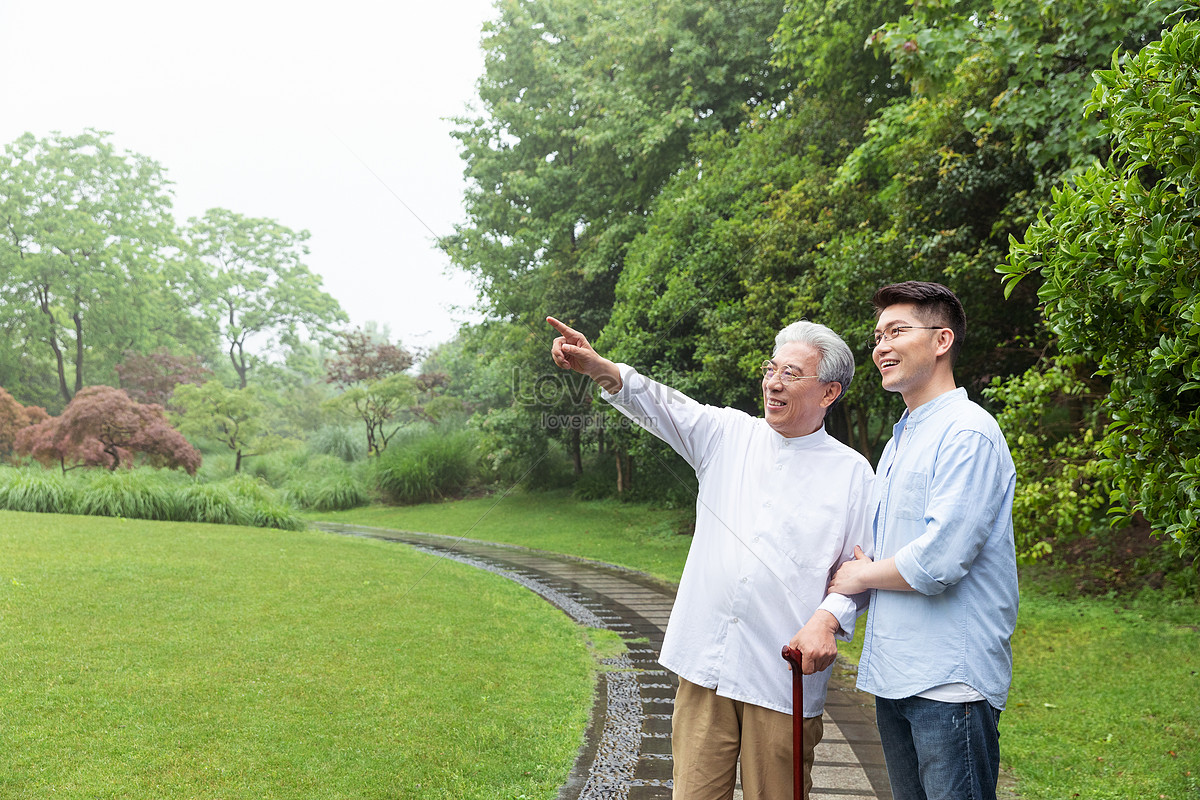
(781, 645, 805, 800)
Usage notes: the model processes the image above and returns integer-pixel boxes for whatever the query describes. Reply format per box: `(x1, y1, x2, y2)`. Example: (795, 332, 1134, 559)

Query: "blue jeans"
(875, 696, 1001, 800)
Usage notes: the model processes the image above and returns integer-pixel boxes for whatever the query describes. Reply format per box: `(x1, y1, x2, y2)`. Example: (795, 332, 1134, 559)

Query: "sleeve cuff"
(599, 363, 636, 402)
(894, 545, 942, 596)
(817, 593, 859, 641)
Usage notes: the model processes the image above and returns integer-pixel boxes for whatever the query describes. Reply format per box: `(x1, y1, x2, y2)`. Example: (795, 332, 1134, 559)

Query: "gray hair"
(773, 320, 854, 408)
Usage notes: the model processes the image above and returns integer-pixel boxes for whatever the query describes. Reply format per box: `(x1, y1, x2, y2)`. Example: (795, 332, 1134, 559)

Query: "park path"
(313, 522, 892, 800)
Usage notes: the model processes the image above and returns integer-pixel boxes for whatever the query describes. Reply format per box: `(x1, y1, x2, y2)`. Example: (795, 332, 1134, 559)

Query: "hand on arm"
(828, 546, 915, 596)
(547, 316, 622, 393)
(787, 610, 840, 675)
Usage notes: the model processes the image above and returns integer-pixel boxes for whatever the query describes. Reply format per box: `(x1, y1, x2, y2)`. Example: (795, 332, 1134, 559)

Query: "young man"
(548, 315, 873, 800)
(829, 281, 1018, 800)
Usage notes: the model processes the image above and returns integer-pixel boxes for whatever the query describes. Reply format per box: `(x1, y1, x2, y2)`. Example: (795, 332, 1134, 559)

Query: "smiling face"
(762, 341, 841, 438)
(872, 302, 956, 408)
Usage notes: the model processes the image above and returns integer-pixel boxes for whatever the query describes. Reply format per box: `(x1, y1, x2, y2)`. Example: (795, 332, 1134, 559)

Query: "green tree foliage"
(448, 0, 788, 329)
(15, 386, 201, 475)
(1002, 8, 1200, 553)
(0, 131, 200, 405)
(444, 0, 1196, 562)
(184, 208, 347, 389)
(443, 0, 791, 485)
(172, 381, 280, 473)
(984, 355, 1113, 558)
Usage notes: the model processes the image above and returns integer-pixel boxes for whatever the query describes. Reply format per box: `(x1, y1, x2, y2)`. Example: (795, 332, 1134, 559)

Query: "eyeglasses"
(761, 360, 821, 384)
(868, 325, 946, 349)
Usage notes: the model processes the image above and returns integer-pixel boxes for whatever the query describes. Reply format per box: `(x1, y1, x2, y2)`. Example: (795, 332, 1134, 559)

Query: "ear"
(933, 328, 955, 358)
(820, 381, 843, 408)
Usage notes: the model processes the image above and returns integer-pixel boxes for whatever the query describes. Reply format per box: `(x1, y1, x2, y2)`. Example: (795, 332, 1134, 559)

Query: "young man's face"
(762, 341, 840, 438)
(871, 303, 947, 402)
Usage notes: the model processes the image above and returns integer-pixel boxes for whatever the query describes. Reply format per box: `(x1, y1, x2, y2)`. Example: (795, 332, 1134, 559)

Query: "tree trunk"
(230, 340, 249, 389)
(570, 426, 583, 476)
(235, 449, 243, 472)
(37, 285, 72, 403)
(73, 308, 85, 396)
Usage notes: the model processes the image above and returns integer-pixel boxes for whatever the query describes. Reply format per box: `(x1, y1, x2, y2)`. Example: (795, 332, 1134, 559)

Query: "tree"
(0, 130, 197, 404)
(115, 348, 212, 407)
(0, 386, 48, 459)
(325, 328, 413, 387)
(171, 381, 279, 473)
(325, 329, 418, 455)
(1001, 8, 1200, 554)
(185, 208, 347, 388)
(446, 0, 790, 489)
(15, 385, 200, 474)
(326, 373, 419, 457)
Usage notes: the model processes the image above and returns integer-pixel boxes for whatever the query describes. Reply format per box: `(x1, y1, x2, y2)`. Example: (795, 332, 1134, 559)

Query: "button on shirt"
(857, 388, 1019, 711)
(602, 365, 875, 716)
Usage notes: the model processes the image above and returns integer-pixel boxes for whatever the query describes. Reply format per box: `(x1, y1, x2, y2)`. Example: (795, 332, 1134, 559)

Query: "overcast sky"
(0, 0, 497, 353)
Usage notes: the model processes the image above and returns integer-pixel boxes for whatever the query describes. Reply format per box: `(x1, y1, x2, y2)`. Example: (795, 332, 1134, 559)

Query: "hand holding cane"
(781, 645, 805, 800)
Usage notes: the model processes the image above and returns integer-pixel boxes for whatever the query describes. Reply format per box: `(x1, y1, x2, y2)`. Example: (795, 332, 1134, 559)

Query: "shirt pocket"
(893, 470, 927, 521)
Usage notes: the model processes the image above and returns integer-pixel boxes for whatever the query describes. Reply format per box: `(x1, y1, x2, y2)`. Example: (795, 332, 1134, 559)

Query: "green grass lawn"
(1002, 589, 1199, 799)
(0, 510, 595, 799)
(312, 494, 1200, 799)
(310, 488, 695, 584)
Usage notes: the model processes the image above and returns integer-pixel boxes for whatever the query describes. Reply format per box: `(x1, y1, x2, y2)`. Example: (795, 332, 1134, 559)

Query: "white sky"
(0, 0, 497, 353)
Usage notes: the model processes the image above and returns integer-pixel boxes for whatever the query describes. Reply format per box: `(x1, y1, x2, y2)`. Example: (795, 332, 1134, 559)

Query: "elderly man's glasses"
(868, 324, 946, 349)
(761, 360, 820, 384)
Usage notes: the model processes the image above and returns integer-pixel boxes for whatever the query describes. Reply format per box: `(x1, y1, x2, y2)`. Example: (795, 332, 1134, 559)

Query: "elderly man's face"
(762, 341, 840, 438)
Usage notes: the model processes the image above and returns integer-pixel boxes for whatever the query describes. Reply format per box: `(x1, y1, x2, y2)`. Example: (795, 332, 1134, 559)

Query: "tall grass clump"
(373, 425, 481, 504)
(281, 455, 371, 512)
(307, 424, 366, 462)
(0, 466, 77, 513)
(171, 482, 254, 527)
(72, 468, 185, 520)
(247, 499, 307, 531)
(173, 477, 304, 531)
(0, 465, 305, 531)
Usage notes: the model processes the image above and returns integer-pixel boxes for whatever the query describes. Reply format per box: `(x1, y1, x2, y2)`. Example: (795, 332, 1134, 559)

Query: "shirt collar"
(774, 422, 830, 450)
(900, 386, 967, 427)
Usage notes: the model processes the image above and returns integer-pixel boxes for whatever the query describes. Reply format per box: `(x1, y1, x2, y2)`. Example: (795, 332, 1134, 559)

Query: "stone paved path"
(314, 522, 892, 800)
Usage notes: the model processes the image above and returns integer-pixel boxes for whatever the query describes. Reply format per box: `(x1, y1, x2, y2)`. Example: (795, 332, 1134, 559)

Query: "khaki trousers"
(672, 677, 823, 800)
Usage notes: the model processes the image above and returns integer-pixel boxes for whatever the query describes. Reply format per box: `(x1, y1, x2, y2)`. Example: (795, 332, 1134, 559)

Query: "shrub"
(1001, 11, 1200, 554)
(286, 473, 370, 512)
(243, 446, 308, 486)
(307, 424, 367, 462)
(248, 499, 307, 532)
(373, 427, 481, 504)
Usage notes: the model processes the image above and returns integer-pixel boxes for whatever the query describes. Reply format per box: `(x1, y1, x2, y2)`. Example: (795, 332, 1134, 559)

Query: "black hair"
(871, 281, 966, 365)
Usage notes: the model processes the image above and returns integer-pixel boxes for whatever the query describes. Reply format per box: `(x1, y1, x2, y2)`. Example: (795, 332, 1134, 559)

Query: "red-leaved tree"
(0, 387, 49, 459)
(15, 386, 201, 474)
(115, 348, 212, 407)
(326, 328, 414, 388)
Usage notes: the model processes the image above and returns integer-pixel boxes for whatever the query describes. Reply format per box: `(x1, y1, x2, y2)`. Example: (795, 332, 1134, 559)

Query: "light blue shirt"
(857, 388, 1019, 711)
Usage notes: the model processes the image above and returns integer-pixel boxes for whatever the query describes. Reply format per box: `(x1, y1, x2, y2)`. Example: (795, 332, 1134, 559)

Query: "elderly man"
(548, 315, 874, 800)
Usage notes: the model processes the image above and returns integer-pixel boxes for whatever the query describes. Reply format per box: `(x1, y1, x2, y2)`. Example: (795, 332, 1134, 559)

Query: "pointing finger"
(546, 316, 575, 337)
